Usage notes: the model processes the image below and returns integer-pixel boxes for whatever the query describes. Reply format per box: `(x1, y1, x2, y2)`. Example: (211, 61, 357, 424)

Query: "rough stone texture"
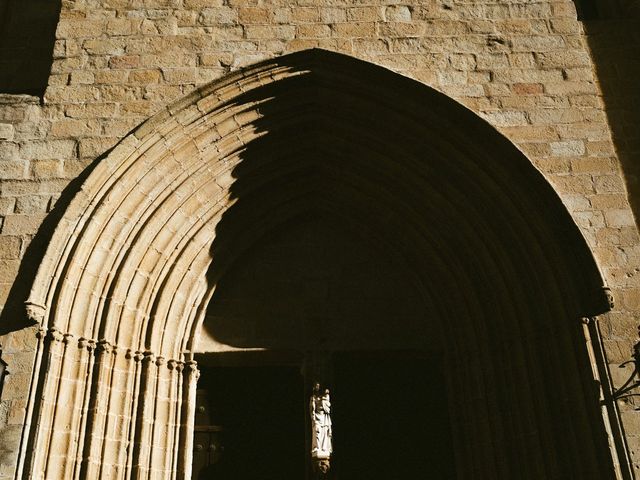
(0, 0, 638, 478)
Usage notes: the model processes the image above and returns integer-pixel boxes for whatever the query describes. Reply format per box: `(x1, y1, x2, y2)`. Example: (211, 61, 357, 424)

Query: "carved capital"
(63, 333, 75, 345)
(24, 302, 46, 324)
(141, 351, 155, 364)
(35, 326, 47, 340)
(155, 356, 166, 367)
(184, 360, 200, 379)
(46, 327, 64, 343)
(96, 339, 114, 354)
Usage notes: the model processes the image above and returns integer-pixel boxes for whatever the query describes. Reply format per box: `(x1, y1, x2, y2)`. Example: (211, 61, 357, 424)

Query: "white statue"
(310, 382, 332, 473)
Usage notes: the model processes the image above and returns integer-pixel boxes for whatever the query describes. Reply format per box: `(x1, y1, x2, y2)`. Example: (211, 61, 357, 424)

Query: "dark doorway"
(195, 364, 306, 480)
(332, 351, 456, 479)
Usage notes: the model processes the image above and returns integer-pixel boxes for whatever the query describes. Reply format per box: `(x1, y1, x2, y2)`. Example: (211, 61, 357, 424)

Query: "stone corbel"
(24, 301, 46, 324)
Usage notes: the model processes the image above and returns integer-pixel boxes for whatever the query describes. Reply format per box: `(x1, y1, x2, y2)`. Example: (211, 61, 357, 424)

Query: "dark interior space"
(194, 351, 456, 480)
(332, 351, 456, 480)
(194, 365, 306, 480)
(0, 0, 61, 96)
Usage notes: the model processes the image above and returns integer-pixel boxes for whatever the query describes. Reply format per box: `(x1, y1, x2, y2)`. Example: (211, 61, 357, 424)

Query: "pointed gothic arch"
(18, 49, 624, 479)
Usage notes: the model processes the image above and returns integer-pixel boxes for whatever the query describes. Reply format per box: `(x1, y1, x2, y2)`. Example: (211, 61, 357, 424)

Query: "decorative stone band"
(33, 325, 187, 368)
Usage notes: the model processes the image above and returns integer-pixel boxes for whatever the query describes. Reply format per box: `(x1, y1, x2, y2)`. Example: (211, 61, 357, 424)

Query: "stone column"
(132, 351, 159, 480)
(27, 327, 65, 479)
(177, 360, 199, 480)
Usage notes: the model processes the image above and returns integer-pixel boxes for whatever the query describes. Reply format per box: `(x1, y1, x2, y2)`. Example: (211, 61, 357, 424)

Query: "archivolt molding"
(19, 49, 617, 479)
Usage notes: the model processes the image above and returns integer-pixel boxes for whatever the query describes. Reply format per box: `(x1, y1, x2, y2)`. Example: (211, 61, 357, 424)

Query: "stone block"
(244, 25, 295, 40)
(545, 81, 597, 95)
(0, 124, 14, 141)
(44, 85, 101, 103)
(30, 159, 64, 179)
(476, 53, 509, 69)
(57, 19, 106, 38)
(590, 194, 628, 210)
(0, 259, 20, 279)
(20, 140, 76, 161)
(0, 215, 47, 235)
(94, 69, 129, 84)
(594, 175, 625, 194)
(319, 7, 347, 24)
(549, 173, 594, 194)
(480, 110, 528, 127)
(82, 38, 126, 56)
(14, 195, 51, 214)
(69, 71, 95, 85)
(98, 85, 141, 102)
(377, 22, 424, 38)
(605, 209, 637, 228)
(65, 103, 118, 119)
(78, 137, 119, 159)
(238, 7, 269, 24)
(0, 160, 27, 180)
(512, 83, 544, 95)
(0, 181, 40, 196)
(0, 199, 15, 215)
(50, 118, 101, 138)
(0, 142, 19, 162)
(184, 0, 224, 8)
(347, 6, 382, 22)
(571, 157, 614, 174)
(199, 7, 238, 25)
(271, 7, 291, 24)
(109, 55, 141, 69)
(449, 53, 476, 71)
(107, 18, 141, 36)
(129, 69, 163, 84)
(384, 5, 412, 22)
(63, 159, 94, 179)
(296, 24, 331, 38)
(550, 140, 585, 156)
(0, 237, 21, 259)
(291, 7, 320, 23)
(162, 68, 199, 84)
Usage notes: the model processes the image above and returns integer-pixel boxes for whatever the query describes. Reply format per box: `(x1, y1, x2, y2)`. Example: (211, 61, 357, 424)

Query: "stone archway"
(18, 49, 622, 479)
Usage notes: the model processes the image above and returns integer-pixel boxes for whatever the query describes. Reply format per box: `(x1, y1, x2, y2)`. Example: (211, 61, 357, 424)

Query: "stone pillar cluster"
(21, 327, 198, 480)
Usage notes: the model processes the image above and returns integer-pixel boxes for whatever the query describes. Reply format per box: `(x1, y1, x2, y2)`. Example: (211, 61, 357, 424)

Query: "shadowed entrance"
(18, 49, 622, 479)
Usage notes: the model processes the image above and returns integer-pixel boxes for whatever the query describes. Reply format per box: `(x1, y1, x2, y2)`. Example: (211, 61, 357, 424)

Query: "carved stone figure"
(310, 382, 332, 473)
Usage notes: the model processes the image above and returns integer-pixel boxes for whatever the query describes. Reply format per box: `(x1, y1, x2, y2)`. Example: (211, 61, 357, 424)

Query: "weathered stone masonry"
(1, 0, 640, 478)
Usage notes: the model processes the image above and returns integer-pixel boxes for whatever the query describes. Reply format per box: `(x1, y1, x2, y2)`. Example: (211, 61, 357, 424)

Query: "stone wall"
(1, 0, 639, 478)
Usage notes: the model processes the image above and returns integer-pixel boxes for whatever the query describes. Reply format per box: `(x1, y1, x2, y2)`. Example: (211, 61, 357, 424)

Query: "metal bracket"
(612, 338, 640, 404)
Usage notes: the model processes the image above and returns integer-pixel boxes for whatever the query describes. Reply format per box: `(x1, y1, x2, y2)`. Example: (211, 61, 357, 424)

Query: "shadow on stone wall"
(0, 152, 105, 336)
(584, 17, 640, 224)
(0, 0, 61, 96)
